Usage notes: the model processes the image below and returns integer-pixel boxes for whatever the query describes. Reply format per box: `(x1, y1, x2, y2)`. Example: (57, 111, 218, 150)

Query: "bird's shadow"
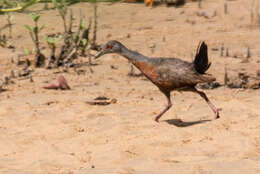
(164, 119, 211, 127)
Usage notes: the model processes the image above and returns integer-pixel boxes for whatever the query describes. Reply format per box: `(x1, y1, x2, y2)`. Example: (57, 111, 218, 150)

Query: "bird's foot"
(154, 115, 161, 122)
(214, 108, 222, 119)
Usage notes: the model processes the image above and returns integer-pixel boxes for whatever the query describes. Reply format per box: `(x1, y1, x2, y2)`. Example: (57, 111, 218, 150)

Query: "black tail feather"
(193, 41, 211, 74)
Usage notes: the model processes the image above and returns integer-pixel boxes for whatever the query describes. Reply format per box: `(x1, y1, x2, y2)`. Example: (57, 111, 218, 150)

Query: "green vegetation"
(1, 0, 99, 70)
(0, 0, 123, 13)
(24, 12, 46, 67)
(44, 34, 62, 68)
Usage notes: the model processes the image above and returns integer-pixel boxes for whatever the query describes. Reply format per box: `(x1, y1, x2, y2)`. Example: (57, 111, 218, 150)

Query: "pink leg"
(154, 92, 172, 122)
(193, 88, 220, 119)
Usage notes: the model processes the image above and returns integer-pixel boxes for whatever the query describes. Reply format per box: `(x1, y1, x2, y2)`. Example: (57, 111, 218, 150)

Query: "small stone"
(126, 33, 131, 38)
(30, 76, 34, 82)
(246, 80, 260, 89)
(106, 33, 112, 38)
(110, 98, 117, 104)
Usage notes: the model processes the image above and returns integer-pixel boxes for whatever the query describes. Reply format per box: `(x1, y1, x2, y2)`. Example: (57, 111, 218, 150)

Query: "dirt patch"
(0, 1, 260, 174)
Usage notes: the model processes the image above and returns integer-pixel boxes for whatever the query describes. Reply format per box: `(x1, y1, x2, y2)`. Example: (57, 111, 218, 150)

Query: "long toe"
(215, 108, 221, 119)
(154, 116, 160, 122)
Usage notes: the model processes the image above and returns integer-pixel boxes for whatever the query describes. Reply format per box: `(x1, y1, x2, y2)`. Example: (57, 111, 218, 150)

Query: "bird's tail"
(193, 41, 211, 74)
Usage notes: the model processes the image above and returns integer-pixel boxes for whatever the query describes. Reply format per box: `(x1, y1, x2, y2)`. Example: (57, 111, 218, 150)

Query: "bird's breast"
(132, 60, 173, 89)
(132, 60, 158, 80)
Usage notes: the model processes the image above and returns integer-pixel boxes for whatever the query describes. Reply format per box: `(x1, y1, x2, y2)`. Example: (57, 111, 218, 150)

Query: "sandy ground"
(0, 0, 260, 173)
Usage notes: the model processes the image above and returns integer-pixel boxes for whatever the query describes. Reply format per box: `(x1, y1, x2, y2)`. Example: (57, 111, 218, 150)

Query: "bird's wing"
(156, 59, 211, 88)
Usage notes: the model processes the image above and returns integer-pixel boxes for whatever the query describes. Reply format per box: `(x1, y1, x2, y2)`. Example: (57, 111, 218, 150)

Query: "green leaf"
(24, 48, 31, 55)
(54, 35, 62, 43)
(24, 24, 32, 32)
(34, 15, 40, 22)
(44, 36, 50, 42)
(40, 24, 46, 31)
(45, 35, 62, 46)
(52, 0, 58, 8)
(29, 12, 40, 22)
(81, 39, 87, 46)
(29, 13, 35, 19)
(85, 43, 91, 51)
(80, 20, 84, 30)
(22, 0, 38, 10)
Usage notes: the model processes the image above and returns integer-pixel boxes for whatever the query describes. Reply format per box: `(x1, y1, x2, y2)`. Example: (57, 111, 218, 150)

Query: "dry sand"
(0, 0, 260, 173)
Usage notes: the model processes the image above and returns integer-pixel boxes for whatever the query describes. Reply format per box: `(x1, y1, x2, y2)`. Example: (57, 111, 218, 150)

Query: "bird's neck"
(120, 47, 149, 64)
(119, 47, 156, 80)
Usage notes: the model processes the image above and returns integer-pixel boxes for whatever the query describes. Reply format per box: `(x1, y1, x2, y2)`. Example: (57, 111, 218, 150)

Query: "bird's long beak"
(94, 50, 106, 59)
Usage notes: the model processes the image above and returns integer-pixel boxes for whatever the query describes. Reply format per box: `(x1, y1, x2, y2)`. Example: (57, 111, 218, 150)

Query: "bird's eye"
(107, 45, 113, 49)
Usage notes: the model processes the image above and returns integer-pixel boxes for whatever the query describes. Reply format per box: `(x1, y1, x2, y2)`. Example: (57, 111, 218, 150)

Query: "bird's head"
(94, 40, 123, 59)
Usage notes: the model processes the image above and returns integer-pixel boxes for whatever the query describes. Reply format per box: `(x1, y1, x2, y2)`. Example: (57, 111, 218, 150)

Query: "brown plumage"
(95, 40, 220, 122)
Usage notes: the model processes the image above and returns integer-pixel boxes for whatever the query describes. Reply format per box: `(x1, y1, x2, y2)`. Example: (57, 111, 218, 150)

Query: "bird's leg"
(193, 88, 220, 119)
(154, 92, 172, 122)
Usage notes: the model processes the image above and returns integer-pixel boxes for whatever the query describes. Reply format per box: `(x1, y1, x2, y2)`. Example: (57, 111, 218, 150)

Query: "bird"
(95, 40, 220, 122)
